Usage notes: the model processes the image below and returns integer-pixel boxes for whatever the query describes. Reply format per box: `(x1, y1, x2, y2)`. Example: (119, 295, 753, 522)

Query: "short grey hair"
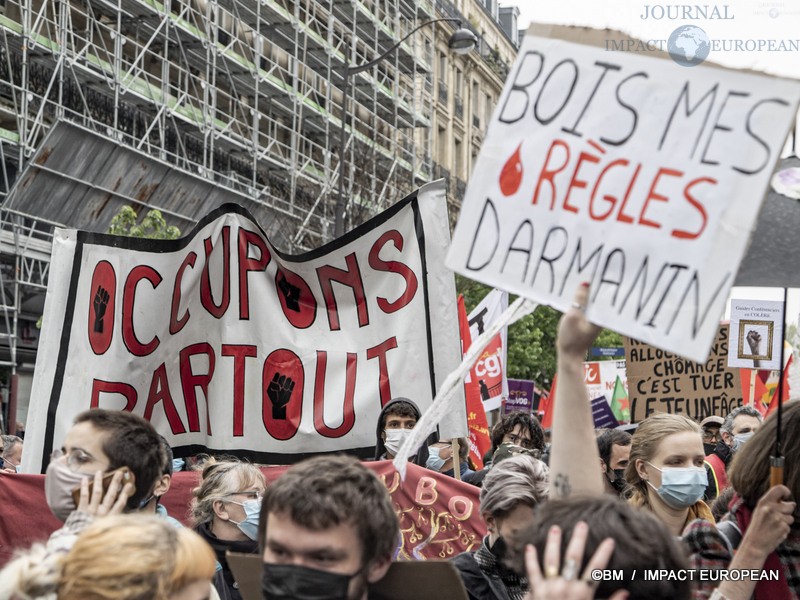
(721, 406, 762, 435)
(1, 435, 22, 458)
(479, 455, 549, 518)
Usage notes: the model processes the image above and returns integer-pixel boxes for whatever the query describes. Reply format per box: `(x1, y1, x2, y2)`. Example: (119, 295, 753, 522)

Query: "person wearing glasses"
(0, 434, 22, 472)
(190, 457, 266, 600)
(464, 412, 545, 487)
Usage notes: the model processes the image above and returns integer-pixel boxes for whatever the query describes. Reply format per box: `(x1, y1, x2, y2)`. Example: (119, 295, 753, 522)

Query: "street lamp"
(333, 19, 478, 238)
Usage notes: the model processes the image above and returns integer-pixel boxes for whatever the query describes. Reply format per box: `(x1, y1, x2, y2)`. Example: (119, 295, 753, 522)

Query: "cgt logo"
(475, 353, 503, 379)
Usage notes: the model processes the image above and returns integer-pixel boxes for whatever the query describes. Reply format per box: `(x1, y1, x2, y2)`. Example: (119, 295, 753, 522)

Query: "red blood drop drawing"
(499, 143, 523, 196)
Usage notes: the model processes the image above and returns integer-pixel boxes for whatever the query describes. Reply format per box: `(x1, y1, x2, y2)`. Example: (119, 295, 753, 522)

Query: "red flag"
(458, 295, 492, 469)
(541, 374, 557, 430)
(765, 352, 793, 418)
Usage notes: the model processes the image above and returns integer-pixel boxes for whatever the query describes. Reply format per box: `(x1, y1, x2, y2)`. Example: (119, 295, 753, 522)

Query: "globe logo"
(667, 25, 711, 67)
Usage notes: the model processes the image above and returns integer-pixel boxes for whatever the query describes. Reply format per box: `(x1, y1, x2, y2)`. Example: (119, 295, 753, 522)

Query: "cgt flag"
(467, 289, 509, 412)
(458, 295, 492, 469)
(23, 183, 465, 472)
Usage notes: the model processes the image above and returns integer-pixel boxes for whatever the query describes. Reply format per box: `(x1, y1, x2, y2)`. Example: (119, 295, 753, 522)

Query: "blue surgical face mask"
(229, 498, 262, 541)
(647, 463, 707, 509)
(732, 431, 755, 452)
(426, 447, 446, 472)
(172, 458, 185, 472)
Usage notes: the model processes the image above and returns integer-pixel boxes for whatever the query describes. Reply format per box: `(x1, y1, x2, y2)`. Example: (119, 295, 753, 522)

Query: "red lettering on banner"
(88, 260, 116, 355)
(366, 337, 398, 407)
(238, 228, 271, 320)
(90, 379, 137, 411)
(170, 252, 196, 335)
(415, 476, 438, 505)
(201, 227, 231, 319)
(313, 351, 356, 438)
(563, 151, 600, 214)
(532, 139, 570, 209)
(672, 176, 714, 240)
(122, 265, 162, 356)
(144, 363, 186, 434)
(368, 231, 419, 314)
(222, 344, 257, 437)
(639, 168, 682, 229)
(179, 343, 216, 434)
(317, 253, 370, 330)
(262, 349, 304, 441)
(275, 268, 316, 329)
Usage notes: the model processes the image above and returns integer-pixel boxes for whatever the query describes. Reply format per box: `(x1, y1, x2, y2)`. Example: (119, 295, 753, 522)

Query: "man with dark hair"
(259, 455, 399, 600)
(508, 496, 691, 600)
(46, 408, 165, 523)
(140, 435, 182, 528)
(596, 428, 631, 496)
(465, 413, 545, 486)
(490, 412, 545, 453)
(704, 405, 763, 500)
(373, 398, 428, 466)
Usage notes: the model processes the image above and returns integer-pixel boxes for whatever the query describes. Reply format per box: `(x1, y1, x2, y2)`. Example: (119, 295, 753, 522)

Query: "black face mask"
(704, 443, 716, 455)
(262, 562, 355, 600)
(607, 469, 627, 494)
(490, 535, 507, 560)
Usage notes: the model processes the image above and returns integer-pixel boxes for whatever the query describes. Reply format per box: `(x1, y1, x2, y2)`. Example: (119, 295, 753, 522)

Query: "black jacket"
(451, 552, 512, 600)
(195, 521, 259, 600)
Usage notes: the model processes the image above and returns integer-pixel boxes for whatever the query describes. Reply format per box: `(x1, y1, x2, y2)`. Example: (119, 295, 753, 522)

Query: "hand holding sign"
(267, 373, 295, 420)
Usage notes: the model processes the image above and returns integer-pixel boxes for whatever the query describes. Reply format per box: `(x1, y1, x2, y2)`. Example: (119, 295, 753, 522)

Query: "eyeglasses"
(50, 448, 104, 472)
(228, 490, 263, 502)
(505, 434, 534, 450)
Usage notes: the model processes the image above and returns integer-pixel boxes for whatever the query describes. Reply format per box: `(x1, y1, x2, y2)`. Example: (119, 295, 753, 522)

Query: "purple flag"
(505, 379, 535, 414)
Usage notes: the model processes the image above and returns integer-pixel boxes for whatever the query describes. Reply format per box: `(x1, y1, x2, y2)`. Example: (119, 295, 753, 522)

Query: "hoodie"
(373, 397, 430, 466)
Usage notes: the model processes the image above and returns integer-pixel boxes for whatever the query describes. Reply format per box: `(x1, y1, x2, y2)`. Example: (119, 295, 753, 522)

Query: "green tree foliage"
(456, 275, 623, 388)
(107, 205, 181, 240)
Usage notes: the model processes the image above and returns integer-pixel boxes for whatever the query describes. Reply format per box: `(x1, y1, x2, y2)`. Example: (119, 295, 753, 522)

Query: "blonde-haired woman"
(0, 514, 216, 600)
(191, 458, 266, 600)
(625, 413, 714, 536)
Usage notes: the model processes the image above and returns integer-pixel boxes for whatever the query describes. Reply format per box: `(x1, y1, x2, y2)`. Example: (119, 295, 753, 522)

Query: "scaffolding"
(0, 0, 459, 425)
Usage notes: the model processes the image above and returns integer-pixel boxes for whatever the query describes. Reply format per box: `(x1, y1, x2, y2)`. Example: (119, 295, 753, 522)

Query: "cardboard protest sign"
(728, 299, 784, 370)
(446, 24, 800, 363)
(467, 290, 509, 412)
(625, 324, 743, 422)
(23, 183, 465, 472)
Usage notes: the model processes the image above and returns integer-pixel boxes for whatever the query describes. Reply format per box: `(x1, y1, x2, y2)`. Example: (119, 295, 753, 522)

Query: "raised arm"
(549, 283, 605, 498)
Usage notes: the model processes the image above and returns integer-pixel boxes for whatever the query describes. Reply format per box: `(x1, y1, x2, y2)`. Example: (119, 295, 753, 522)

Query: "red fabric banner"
(458, 295, 492, 469)
(0, 462, 484, 567)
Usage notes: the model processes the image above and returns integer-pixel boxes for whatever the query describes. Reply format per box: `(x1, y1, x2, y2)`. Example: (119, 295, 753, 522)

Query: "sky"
(498, 0, 800, 326)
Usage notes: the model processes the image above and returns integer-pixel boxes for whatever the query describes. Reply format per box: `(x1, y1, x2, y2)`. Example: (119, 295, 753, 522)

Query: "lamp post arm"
(343, 17, 461, 76)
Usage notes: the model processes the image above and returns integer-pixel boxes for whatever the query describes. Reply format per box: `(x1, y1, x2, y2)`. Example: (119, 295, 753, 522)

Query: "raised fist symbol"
(278, 277, 301, 312)
(93, 286, 110, 333)
(267, 372, 295, 420)
(746, 330, 762, 355)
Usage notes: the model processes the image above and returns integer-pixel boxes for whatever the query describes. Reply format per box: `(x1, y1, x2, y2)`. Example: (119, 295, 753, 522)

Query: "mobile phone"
(71, 466, 135, 505)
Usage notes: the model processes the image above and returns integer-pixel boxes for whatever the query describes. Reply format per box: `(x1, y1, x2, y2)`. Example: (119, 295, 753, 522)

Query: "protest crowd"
(0, 283, 797, 600)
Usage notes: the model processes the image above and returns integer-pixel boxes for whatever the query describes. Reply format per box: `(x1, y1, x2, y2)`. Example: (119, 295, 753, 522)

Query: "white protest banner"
(728, 299, 784, 370)
(467, 289, 509, 412)
(23, 182, 465, 472)
(583, 360, 627, 401)
(446, 24, 800, 363)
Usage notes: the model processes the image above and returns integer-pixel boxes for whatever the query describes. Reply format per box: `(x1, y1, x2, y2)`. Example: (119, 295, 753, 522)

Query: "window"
(455, 68, 463, 99)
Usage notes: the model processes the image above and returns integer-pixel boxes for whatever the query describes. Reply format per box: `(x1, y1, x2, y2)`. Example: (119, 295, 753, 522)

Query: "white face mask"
(384, 429, 411, 456)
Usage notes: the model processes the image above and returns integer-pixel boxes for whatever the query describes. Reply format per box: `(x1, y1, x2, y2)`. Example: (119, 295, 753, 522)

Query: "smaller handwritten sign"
(625, 324, 743, 422)
(728, 299, 784, 370)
